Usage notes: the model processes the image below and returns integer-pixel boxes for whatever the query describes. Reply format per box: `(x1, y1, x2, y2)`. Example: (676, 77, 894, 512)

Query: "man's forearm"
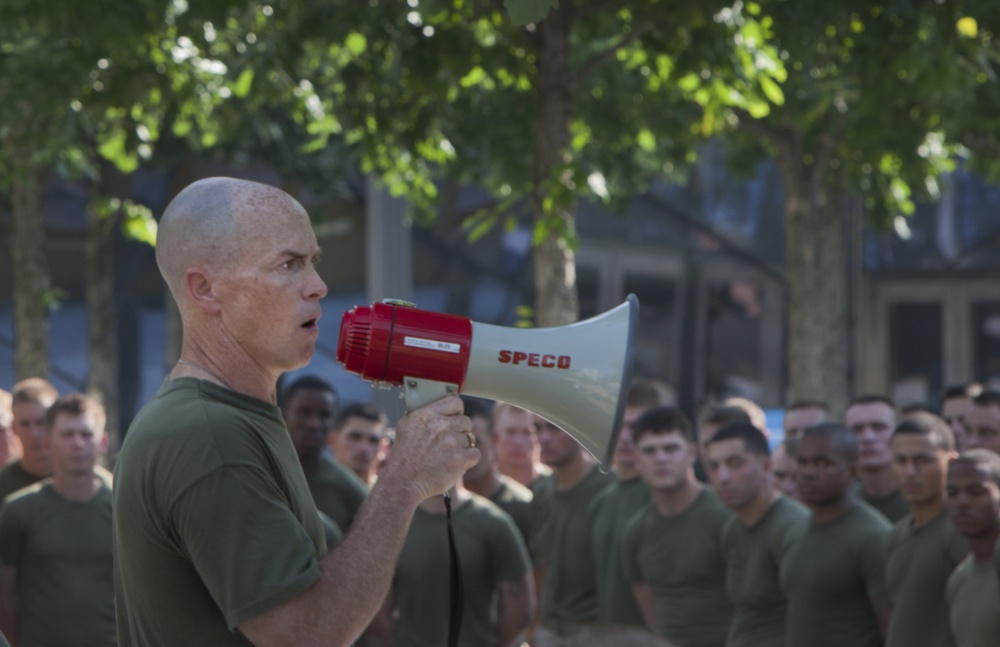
(495, 575, 534, 647)
(240, 396, 477, 647)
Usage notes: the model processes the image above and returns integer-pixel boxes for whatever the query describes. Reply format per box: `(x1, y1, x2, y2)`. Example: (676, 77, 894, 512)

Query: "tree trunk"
(85, 196, 120, 449)
(777, 140, 850, 413)
(530, 3, 578, 327)
(11, 167, 50, 381)
(815, 194, 850, 415)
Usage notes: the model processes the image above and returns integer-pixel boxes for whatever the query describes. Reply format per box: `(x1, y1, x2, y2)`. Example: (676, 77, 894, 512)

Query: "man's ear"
(687, 441, 699, 464)
(185, 266, 221, 314)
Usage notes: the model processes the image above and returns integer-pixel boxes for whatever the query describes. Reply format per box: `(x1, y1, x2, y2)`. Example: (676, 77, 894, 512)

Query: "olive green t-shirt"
(489, 474, 533, 547)
(884, 508, 968, 647)
(588, 476, 650, 628)
(531, 466, 615, 625)
(308, 453, 367, 532)
(391, 495, 530, 647)
(858, 483, 909, 524)
(624, 487, 734, 647)
(0, 480, 115, 647)
(0, 461, 43, 505)
(722, 495, 808, 647)
(780, 501, 891, 647)
(318, 510, 344, 549)
(113, 378, 326, 647)
(947, 555, 1000, 647)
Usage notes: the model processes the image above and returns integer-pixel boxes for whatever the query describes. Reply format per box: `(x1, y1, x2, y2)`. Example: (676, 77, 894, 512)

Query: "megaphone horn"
(337, 295, 639, 469)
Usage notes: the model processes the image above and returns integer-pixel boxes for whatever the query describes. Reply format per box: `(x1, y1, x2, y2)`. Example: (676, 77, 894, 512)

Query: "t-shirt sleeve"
(490, 511, 531, 583)
(0, 501, 23, 567)
(171, 464, 322, 630)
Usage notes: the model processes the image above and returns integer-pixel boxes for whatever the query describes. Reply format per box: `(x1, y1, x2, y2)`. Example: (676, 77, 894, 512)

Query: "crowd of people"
(0, 177, 998, 647)
(2, 371, 999, 646)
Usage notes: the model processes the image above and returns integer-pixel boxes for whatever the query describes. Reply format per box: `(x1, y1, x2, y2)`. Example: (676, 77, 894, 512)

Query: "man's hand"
(382, 396, 480, 502)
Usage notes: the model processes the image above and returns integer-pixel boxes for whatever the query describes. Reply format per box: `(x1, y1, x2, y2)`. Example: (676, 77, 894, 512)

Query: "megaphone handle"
(402, 377, 460, 411)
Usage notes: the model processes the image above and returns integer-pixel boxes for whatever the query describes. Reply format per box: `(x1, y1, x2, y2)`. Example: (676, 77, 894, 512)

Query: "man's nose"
(307, 265, 328, 300)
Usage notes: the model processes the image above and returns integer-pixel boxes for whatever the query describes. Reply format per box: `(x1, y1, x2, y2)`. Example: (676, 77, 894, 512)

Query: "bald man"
(113, 177, 479, 647)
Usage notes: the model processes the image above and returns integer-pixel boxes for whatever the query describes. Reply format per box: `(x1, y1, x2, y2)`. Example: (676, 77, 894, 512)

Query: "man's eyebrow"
(279, 249, 323, 261)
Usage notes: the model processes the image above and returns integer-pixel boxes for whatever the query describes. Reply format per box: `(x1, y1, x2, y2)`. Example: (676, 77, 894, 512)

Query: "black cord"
(443, 492, 464, 647)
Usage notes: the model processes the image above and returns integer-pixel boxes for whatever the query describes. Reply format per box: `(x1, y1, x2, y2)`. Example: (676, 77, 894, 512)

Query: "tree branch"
(572, 24, 647, 89)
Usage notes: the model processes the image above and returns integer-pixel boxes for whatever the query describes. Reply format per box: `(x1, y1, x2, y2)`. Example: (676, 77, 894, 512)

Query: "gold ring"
(464, 431, 477, 449)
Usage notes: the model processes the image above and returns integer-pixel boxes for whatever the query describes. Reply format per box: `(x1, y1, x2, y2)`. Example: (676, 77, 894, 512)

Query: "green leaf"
(345, 32, 367, 56)
(122, 201, 158, 246)
(759, 75, 785, 105)
(504, 0, 558, 26)
(460, 66, 487, 88)
(956, 17, 977, 39)
(637, 129, 656, 152)
(232, 68, 254, 98)
(97, 133, 139, 174)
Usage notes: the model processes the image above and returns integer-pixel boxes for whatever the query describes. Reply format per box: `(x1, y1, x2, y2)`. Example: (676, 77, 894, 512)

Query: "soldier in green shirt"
(846, 395, 909, 522)
(113, 177, 480, 647)
(704, 422, 808, 647)
(328, 402, 390, 489)
(372, 480, 533, 647)
(494, 402, 550, 490)
(945, 450, 1000, 647)
(940, 382, 981, 453)
(781, 423, 892, 647)
(625, 406, 734, 647)
(588, 378, 664, 629)
(0, 379, 58, 503)
(0, 393, 115, 646)
(461, 396, 533, 546)
(280, 375, 367, 533)
(531, 417, 615, 645)
(884, 412, 967, 647)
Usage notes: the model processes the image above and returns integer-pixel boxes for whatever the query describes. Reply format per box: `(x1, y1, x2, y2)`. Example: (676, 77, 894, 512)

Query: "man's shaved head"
(156, 177, 306, 300)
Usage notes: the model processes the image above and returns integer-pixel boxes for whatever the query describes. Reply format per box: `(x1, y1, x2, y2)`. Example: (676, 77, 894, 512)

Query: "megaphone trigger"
(337, 295, 639, 470)
(402, 378, 460, 411)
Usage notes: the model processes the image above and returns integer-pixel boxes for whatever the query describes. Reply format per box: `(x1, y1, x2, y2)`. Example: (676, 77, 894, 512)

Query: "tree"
(0, 0, 203, 437)
(1, 0, 368, 439)
(683, 1, 997, 411)
(266, 0, 782, 326)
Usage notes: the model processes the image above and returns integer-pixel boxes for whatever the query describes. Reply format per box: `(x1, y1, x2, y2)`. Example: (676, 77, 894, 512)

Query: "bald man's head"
(156, 177, 306, 301)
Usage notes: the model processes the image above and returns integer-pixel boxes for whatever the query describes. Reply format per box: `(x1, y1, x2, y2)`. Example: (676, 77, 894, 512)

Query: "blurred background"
(1, 0, 998, 444)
